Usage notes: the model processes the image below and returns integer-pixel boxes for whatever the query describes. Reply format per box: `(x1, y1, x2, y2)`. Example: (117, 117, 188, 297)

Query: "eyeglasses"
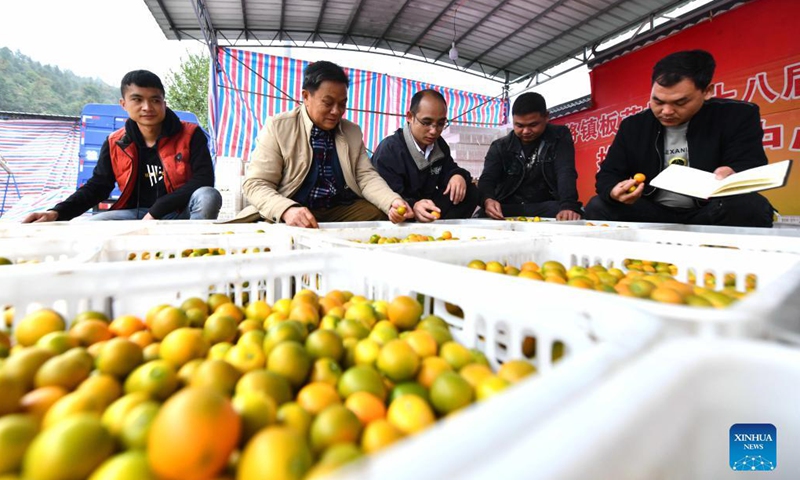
(414, 115, 449, 131)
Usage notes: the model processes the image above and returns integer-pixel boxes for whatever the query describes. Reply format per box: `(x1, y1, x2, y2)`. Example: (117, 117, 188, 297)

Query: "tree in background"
(166, 51, 209, 129)
(0, 47, 117, 115)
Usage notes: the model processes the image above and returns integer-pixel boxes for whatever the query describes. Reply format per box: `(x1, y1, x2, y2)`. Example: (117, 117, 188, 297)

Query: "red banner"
(556, 0, 800, 215)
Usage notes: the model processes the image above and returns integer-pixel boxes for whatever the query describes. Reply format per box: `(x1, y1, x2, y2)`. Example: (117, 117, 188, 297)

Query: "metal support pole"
(191, 0, 221, 156)
(502, 72, 510, 125)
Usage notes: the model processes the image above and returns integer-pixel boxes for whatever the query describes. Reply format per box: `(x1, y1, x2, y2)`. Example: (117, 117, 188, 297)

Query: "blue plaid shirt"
(308, 126, 339, 209)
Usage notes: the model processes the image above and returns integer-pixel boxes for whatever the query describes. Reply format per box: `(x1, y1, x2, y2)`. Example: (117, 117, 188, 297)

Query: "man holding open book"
(585, 50, 775, 227)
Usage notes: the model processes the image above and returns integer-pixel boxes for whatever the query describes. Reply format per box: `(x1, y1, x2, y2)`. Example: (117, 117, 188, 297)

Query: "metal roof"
(143, 0, 735, 85)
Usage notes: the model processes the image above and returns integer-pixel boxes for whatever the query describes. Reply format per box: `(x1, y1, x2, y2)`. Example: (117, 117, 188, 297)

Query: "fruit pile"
(466, 258, 749, 307)
(126, 246, 271, 261)
(0, 257, 39, 266)
(353, 231, 461, 244)
(505, 216, 547, 222)
(0, 290, 536, 479)
(582, 222, 621, 227)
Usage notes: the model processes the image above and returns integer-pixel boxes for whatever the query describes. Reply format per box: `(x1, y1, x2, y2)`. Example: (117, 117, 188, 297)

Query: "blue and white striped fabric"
(0, 119, 79, 217)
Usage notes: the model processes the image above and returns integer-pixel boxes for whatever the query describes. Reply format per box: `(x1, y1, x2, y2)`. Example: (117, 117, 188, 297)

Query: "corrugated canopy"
(143, 0, 733, 84)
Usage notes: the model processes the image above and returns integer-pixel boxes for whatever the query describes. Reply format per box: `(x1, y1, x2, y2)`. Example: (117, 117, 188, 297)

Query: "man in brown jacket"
(238, 61, 413, 227)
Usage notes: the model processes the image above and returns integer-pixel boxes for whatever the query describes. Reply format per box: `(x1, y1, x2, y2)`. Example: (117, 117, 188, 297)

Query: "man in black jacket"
(585, 50, 773, 227)
(23, 70, 221, 222)
(478, 92, 582, 220)
(372, 89, 480, 221)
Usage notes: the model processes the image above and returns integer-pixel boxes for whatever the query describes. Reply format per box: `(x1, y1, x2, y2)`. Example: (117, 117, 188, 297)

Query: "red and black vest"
(107, 122, 197, 210)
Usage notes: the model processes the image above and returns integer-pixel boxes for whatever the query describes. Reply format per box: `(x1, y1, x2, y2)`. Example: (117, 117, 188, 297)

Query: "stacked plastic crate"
(214, 156, 244, 220)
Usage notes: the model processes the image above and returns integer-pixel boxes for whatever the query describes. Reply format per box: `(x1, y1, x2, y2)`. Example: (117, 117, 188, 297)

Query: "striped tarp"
(213, 48, 508, 162)
(0, 188, 76, 223)
(0, 119, 80, 217)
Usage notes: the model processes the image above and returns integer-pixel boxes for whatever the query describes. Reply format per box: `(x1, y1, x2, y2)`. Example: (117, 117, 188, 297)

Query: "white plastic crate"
(367, 235, 800, 338)
(0, 221, 144, 239)
(508, 218, 674, 233)
(0, 237, 103, 264)
(216, 188, 243, 221)
(0, 249, 659, 479)
(435, 219, 524, 230)
(0, 228, 293, 265)
(329, 334, 646, 480)
(114, 221, 276, 236)
(297, 220, 513, 233)
(0, 220, 273, 239)
(215, 157, 245, 221)
(470, 338, 800, 480)
(662, 223, 800, 238)
(214, 156, 244, 184)
(310, 219, 577, 233)
(1, 250, 659, 371)
(572, 227, 800, 254)
(291, 223, 523, 250)
(92, 231, 294, 262)
(314, 221, 397, 229)
(438, 218, 675, 234)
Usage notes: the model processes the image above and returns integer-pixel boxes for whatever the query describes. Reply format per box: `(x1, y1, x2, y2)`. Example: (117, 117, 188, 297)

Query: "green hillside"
(0, 47, 118, 116)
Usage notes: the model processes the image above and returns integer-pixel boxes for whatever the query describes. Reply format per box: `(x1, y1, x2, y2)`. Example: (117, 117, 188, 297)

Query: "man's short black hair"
(302, 61, 349, 93)
(512, 92, 547, 117)
(652, 50, 716, 91)
(120, 70, 165, 97)
(409, 89, 447, 114)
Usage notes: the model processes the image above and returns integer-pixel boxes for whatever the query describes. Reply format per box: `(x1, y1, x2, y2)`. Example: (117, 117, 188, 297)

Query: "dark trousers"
(476, 200, 561, 219)
(429, 183, 481, 219)
(584, 193, 773, 227)
(310, 198, 387, 222)
(499, 200, 561, 218)
(227, 198, 387, 224)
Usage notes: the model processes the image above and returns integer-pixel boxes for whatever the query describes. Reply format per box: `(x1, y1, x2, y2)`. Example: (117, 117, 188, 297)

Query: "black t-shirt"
(509, 139, 551, 204)
(521, 141, 537, 160)
(130, 143, 166, 209)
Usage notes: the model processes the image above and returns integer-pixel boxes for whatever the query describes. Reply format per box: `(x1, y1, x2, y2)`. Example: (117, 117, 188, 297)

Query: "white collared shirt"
(413, 140, 433, 160)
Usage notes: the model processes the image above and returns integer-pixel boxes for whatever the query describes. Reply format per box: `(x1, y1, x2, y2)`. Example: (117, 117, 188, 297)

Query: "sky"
(0, 0, 205, 88)
(0, 0, 589, 107)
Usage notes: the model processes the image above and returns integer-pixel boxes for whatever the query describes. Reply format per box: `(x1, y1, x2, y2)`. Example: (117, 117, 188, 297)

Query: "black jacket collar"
(118, 108, 183, 148)
(500, 123, 557, 155)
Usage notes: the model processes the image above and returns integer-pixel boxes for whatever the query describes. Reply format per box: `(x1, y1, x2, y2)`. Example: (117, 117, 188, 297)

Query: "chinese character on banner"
(566, 122, 582, 144)
(790, 127, 800, 152)
(597, 112, 619, 138)
(578, 117, 600, 142)
(595, 145, 609, 171)
(781, 62, 800, 100)
(742, 72, 780, 103)
(713, 82, 738, 99)
(619, 105, 644, 120)
(761, 120, 783, 149)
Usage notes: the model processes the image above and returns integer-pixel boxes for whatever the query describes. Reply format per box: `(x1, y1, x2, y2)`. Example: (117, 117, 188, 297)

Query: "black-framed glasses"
(414, 115, 449, 130)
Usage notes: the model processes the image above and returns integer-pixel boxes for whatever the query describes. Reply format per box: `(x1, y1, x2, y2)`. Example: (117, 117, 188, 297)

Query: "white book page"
(715, 160, 791, 193)
(650, 160, 792, 198)
(650, 164, 716, 198)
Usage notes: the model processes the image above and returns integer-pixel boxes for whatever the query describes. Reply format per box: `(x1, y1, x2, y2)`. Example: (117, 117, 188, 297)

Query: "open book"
(649, 160, 792, 199)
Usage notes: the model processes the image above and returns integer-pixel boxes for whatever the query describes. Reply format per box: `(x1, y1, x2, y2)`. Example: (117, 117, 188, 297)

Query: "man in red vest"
(23, 70, 220, 222)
